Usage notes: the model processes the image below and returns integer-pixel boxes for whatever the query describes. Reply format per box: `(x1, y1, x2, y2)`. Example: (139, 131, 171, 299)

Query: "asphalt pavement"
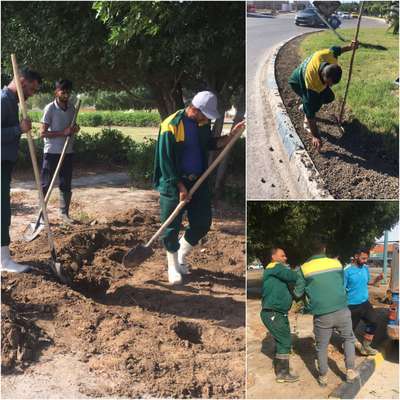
(246, 13, 385, 199)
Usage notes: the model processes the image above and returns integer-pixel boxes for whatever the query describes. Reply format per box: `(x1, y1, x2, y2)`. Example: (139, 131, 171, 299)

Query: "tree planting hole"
(172, 321, 202, 344)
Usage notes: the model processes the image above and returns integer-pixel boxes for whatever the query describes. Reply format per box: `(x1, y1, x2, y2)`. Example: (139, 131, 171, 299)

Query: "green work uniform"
(294, 254, 347, 316)
(153, 109, 218, 253)
(260, 262, 298, 355)
(288, 46, 342, 119)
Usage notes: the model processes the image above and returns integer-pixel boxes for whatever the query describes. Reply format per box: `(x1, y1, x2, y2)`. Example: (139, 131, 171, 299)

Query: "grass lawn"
(300, 27, 399, 138)
(32, 123, 234, 142)
(32, 123, 158, 142)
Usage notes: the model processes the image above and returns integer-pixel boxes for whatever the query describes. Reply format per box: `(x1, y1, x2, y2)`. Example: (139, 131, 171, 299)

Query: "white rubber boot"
(167, 251, 182, 285)
(1, 246, 31, 273)
(177, 236, 193, 275)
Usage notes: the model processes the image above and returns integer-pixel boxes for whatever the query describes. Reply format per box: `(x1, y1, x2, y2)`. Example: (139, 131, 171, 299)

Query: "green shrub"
(28, 110, 160, 127)
(127, 138, 156, 188)
(15, 130, 245, 207)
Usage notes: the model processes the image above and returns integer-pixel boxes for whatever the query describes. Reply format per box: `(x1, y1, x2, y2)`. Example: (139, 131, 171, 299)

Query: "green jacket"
(288, 46, 342, 118)
(261, 262, 298, 313)
(294, 254, 347, 316)
(153, 109, 217, 196)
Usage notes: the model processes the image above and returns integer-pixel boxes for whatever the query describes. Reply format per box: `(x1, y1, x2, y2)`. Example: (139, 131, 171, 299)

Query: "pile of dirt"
(1, 289, 52, 374)
(2, 208, 245, 398)
(275, 35, 398, 199)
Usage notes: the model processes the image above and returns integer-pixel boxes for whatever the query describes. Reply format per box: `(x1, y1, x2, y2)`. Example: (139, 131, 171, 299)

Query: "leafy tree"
(1, 1, 245, 119)
(247, 201, 399, 266)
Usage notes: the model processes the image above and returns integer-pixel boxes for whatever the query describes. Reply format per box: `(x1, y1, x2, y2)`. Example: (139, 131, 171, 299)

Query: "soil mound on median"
(275, 35, 398, 199)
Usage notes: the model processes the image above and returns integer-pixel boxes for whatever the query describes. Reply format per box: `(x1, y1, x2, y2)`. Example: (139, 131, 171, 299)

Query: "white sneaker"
(303, 117, 311, 133)
(166, 251, 182, 285)
(1, 246, 31, 273)
(177, 236, 193, 275)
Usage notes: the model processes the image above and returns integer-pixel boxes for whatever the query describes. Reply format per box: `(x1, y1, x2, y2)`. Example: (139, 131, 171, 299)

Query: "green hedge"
(28, 110, 160, 127)
(16, 129, 245, 204)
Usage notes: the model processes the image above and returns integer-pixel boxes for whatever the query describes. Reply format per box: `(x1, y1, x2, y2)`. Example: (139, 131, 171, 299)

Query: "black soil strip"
(275, 35, 398, 199)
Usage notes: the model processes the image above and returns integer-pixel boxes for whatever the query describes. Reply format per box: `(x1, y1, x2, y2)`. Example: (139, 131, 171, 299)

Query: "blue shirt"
(180, 115, 203, 176)
(344, 263, 370, 305)
(1, 87, 22, 162)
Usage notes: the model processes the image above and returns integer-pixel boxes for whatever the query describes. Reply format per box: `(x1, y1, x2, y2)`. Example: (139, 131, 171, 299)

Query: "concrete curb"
(329, 352, 384, 399)
(264, 33, 333, 199)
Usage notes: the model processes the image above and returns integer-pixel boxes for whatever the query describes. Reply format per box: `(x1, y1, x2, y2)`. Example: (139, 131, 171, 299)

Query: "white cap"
(191, 91, 220, 120)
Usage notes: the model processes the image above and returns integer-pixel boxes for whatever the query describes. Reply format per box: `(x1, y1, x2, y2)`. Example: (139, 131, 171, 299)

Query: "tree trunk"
(214, 89, 245, 198)
(147, 78, 184, 120)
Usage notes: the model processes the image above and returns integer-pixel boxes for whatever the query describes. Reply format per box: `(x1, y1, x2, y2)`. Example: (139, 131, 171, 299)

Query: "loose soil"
(2, 185, 245, 398)
(275, 35, 398, 199)
(247, 290, 392, 399)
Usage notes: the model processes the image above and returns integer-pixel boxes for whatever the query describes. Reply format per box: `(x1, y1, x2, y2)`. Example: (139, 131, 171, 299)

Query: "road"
(246, 13, 385, 199)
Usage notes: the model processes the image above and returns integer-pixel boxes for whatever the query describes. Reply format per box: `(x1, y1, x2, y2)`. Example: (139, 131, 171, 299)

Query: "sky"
(376, 222, 400, 243)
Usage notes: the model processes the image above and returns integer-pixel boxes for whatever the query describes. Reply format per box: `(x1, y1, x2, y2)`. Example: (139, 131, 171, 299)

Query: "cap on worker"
(192, 91, 220, 120)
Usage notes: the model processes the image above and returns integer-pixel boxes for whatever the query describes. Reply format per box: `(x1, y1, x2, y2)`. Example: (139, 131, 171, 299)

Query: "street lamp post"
(383, 230, 389, 284)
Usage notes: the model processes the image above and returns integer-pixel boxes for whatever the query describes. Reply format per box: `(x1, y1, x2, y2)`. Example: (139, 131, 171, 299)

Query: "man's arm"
(340, 40, 359, 54)
(293, 269, 306, 299)
(306, 117, 322, 150)
(343, 268, 349, 291)
(40, 123, 73, 139)
(368, 270, 384, 286)
(210, 120, 246, 150)
(1, 96, 30, 144)
(270, 264, 298, 283)
(157, 131, 190, 201)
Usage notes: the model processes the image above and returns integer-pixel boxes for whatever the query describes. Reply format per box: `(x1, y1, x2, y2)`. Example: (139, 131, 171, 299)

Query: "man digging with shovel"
(1, 67, 42, 273)
(288, 41, 358, 151)
(153, 91, 245, 284)
(40, 79, 80, 224)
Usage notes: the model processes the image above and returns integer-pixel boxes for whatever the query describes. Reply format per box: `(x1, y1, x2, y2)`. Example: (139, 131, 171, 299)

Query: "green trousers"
(1, 161, 14, 247)
(260, 309, 292, 355)
(160, 178, 212, 253)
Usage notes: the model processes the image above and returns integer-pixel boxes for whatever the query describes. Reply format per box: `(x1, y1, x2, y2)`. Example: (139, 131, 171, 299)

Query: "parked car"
(342, 12, 352, 19)
(248, 260, 264, 270)
(387, 243, 399, 341)
(295, 7, 341, 29)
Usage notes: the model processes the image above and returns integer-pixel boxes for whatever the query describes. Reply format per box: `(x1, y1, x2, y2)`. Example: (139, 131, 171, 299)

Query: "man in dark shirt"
(153, 91, 245, 284)
(1, 67, 42, 273)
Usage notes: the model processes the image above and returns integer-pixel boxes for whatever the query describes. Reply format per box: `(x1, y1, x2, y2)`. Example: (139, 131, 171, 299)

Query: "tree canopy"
(247, 201, 399, 266)
(1, 1, 245, 118)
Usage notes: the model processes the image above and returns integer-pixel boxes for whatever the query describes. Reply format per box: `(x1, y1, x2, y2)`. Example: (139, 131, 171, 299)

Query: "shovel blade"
(50, 261, 71, 285)
(123, 244, 154, 268)
(23, 222, 45, 242)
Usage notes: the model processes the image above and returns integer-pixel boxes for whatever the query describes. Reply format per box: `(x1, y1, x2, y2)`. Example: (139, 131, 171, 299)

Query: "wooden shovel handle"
(146, 125, 246, 248)
(338, 1, 364, 123)
(11, 54, 58, 259)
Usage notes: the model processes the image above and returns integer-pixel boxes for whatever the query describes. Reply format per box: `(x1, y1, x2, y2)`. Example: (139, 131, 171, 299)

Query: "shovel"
(337, 1, 364, 128)
(22, 98, 81, 242)
(122, 123, 246, 268)
(11, 54, 69, 284)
